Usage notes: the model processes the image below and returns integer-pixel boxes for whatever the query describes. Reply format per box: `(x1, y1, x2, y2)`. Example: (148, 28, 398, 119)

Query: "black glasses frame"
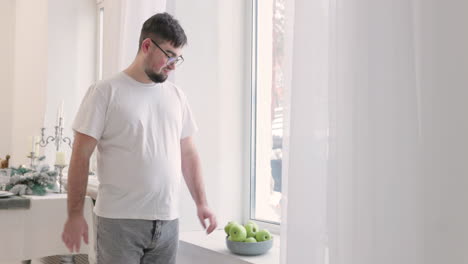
(149, 39, 184, 67)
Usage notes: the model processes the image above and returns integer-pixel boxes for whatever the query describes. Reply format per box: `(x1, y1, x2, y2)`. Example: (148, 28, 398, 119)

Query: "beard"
(144, 68, 168, 83)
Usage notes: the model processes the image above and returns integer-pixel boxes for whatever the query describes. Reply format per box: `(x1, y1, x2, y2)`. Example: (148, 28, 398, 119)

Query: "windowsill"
(179, 229, 280, 264)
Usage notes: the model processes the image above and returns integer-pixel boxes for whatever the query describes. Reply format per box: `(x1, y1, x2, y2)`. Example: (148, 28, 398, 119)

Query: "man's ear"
(141, 38, 151, 54)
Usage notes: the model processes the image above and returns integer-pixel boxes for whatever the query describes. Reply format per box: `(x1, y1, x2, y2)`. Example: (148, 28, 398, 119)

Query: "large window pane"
(251, 0, 286, 224)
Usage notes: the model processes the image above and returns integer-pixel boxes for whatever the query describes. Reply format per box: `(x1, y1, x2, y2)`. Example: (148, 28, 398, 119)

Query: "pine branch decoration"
(5, 156, 57, 195)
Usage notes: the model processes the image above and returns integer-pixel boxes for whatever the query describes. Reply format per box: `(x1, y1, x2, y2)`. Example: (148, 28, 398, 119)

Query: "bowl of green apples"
(224, 221, 273, 256)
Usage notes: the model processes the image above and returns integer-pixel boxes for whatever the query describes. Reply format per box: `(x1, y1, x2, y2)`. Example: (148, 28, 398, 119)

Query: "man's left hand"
(196, 205, 217, 234)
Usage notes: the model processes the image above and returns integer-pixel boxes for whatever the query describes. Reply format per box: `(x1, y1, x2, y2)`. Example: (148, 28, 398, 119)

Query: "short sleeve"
(72, 84, 109, 141)
(180, 95, 198, 139)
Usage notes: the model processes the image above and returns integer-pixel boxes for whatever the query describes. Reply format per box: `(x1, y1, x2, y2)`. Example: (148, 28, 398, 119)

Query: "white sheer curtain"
(282, 0, 468, 263)
(280, 0, 329, 263)
(328, 1, 424, 263)
(102, 0, 166, 78)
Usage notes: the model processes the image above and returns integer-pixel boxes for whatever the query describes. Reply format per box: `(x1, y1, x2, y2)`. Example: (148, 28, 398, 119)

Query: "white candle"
(60, 100, 64, 126)
(29, 136, 35, 153)
(55, 152, 67, 166)
(34, 136, 40, 154)
(56, 105, 60, 125)
(57, 100, 64, 125)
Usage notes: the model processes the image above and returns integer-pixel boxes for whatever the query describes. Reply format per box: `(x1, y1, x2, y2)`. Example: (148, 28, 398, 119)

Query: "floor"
(3, 255, 89, 264)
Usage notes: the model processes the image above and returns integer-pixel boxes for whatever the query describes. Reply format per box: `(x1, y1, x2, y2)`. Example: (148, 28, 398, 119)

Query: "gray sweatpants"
(96, 216, 179, 264)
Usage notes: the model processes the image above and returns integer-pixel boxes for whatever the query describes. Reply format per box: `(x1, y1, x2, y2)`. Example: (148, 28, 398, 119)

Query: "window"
(250, 0, 286, 226)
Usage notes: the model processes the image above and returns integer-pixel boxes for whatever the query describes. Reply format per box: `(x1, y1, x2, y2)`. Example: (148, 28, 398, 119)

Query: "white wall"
(43, 0, 96, 166)
(2, 0, 95, 167)
(173, 0, 248, 231)
(10, 0, 49, 166)
(101, 0, 123, 80)
(0, 0, 15, 159)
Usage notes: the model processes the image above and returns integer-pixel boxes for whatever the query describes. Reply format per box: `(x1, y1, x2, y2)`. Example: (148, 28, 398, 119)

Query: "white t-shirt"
(72, 72, 198, 220)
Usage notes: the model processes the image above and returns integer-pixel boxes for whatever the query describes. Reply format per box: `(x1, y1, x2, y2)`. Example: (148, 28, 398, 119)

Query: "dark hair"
(138, 12, 187, 51)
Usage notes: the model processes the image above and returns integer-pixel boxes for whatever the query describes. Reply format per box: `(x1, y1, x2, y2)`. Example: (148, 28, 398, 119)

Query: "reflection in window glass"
(251, 0, 286, 225)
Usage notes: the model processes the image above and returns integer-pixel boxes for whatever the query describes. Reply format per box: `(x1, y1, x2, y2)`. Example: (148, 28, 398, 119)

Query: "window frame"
(247, 0, 282, 234)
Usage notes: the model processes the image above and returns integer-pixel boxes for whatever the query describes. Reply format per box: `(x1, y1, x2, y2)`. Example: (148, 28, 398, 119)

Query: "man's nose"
(167, 63, 176, 70)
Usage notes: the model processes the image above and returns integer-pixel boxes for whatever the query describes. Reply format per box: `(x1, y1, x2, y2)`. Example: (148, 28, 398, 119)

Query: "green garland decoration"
(4, 156, 58, 196)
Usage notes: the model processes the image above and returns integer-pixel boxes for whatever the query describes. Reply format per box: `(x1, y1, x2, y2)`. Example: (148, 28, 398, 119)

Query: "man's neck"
(124, 63, 153, 84)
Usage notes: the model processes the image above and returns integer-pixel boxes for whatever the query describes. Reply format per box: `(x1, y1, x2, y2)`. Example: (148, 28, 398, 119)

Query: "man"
(62, 13, 217, 264)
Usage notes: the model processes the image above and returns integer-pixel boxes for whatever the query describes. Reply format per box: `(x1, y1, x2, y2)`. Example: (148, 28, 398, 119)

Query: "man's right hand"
(62, 215, 89, 253)
(62, 132, 96, 253)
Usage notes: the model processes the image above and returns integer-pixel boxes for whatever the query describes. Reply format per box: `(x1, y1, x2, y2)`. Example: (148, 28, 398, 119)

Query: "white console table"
(0, 193, 95, 263)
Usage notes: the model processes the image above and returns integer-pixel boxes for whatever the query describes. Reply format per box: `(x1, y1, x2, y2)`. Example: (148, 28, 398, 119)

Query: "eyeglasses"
(149, 39, 184, 67)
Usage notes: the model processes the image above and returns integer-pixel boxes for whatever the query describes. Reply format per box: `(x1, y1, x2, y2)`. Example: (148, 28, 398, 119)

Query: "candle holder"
(39, 117, 73, 151)
(54, 164, 67, 193)
(26, 151, 38, 170)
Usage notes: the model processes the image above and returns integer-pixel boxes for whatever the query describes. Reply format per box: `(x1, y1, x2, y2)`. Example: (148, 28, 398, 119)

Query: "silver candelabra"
(33, 116, 72, 193)
(26, 152, 38, 170)
(54, 164, 67, 193)
(39, 117, 73, 151)
(26, 117, 72, 169)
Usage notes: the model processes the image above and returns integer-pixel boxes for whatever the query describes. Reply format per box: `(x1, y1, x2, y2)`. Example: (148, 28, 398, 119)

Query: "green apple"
(244, 223, 258, 238)
(245, 220, 259, 231)
(229, 224, 247, 242)
(255, 229, 272, 242)
(224, 221, 238, 236)
(228, 236, 235, 241)
(244, 237, 257, 243)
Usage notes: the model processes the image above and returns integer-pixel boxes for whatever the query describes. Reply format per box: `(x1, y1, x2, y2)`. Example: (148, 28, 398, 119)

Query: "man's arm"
(67, 132, 97, 216)
(181, 136, 217, 234)
(62, 132, 97, 252)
